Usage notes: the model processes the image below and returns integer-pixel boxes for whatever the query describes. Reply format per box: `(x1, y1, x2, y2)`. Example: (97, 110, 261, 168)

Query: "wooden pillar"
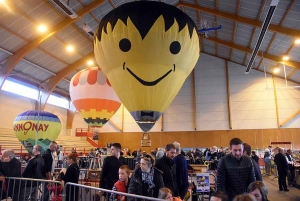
(272, 75, 280, 128)
(192, 69, 197, 130)
(225, 61, 232, 129)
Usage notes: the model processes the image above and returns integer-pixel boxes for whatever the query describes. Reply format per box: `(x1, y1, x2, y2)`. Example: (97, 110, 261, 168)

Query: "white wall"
(1, 53, 300, 132)
(229, 62, 277, 129)
(195, 54, 228, 130)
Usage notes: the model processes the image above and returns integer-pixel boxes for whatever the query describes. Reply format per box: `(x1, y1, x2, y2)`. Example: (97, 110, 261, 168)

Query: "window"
(47, 94, 69, 109)
(2, 79, 38, 100)
(2, 79, 70, 109)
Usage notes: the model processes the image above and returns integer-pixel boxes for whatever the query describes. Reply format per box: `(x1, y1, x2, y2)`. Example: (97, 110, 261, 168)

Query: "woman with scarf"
(128, 154, 164, 200)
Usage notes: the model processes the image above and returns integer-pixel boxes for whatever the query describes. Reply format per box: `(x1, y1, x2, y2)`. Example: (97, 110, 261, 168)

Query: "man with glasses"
(155, 143, 179, 196)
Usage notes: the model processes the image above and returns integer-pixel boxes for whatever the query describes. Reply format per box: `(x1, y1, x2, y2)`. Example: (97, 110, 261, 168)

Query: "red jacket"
(110, 179, 130, 201)
(47, 185, 63, 201)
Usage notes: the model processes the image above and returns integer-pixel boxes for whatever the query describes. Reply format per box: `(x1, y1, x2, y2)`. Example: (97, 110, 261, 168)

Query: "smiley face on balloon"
(94, 1, 199, 132)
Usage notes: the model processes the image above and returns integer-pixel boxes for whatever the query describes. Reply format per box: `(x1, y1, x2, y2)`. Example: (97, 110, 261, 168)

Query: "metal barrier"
(0, 177, 63, 201)
(63, 182, 166, 201)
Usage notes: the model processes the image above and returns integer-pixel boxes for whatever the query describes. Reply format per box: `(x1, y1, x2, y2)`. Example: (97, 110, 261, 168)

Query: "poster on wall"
(196, 173, 210, 193)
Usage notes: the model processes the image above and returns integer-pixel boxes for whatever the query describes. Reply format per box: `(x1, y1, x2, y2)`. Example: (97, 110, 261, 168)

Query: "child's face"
(165, 193, 172, 201)
(210, 196, 222, 201)
(119, 169, 128, 181)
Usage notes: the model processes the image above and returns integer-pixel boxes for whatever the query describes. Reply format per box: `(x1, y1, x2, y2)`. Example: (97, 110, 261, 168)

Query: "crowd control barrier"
(63, 182, 166, 201)
(0, 177, 63, 201)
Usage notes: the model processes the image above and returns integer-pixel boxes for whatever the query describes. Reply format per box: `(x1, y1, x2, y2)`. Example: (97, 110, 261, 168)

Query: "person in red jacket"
(110, 165, 131, 201)
(47, 178, 63, 201)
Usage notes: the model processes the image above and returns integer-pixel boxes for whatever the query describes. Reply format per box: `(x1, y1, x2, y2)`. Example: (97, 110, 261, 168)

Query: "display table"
(190, 165, 209, 173)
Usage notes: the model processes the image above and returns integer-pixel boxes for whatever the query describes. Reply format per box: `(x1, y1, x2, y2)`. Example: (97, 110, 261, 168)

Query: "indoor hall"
(0, 0, 300, 201)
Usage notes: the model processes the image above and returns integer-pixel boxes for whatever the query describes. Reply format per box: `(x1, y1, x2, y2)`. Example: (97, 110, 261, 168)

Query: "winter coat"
(274, 153, 288, 173)
(22, 154, 45, 186)
(174, 154, 189, 199)
(100, 156, 126, 190)
(155, 155, 178, 196)
(128, 168, 164, 201)
(110, 179, 130, 201)
(217, 154, 256, 200)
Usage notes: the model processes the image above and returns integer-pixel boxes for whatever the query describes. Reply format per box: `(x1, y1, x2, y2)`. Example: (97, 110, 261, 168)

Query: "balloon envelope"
(70, 67, 121, 127)
(94, 1, 199, 132)
(13, 110, 61, 154)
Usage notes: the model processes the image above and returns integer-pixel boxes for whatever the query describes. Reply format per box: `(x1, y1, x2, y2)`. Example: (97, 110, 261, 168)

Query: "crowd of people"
(0, 141, 80, 201)
(99, 138, 286, 201)
(0, 138, 298, 201)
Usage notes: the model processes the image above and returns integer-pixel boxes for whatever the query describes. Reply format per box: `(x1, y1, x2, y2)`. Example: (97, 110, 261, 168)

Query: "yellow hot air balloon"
(94, 1, 199, 132)
(69, 67, 121, 127)
(13, 110, 61, 153)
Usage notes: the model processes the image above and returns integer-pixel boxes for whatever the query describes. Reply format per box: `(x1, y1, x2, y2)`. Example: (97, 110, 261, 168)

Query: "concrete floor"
(263, 175, 300, 201)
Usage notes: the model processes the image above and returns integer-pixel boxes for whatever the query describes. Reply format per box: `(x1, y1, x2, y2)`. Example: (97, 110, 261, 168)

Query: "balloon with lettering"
(13, 110, 61, 154)
(94, 1, 199, 132)
(69, 66, 121, 127)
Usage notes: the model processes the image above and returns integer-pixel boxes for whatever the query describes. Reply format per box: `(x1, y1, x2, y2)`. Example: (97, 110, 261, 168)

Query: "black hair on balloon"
(96, 1, 197, 41)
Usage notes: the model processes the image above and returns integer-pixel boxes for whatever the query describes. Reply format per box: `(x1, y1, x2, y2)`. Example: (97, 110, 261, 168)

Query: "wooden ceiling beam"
(108, 0, 116, 8)
(204, 37, 300, 70)
(230, 0, 240, 60)
(0, 0, 105, 90)
(179, 2, 300, 38)
(194, 0, 204, 52)
(40, 52, 94, 110)
(287, 68, 298, 79)
(215, 0, 218, 56)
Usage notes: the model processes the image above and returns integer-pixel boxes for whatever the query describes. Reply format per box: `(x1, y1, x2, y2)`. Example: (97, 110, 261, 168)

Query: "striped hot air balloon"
(13, 110, 61, 154)
(70, 67, 121, 127)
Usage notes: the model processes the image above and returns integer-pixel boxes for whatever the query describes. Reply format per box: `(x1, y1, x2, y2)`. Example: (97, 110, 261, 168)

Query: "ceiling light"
(282, 56, 289, 61)
(273, 67, 280, 74)
(66, 45, 74, 52)
(87, 60, 94, 66)
(295, 39, 300, 45)
(37, 25, 47, 33)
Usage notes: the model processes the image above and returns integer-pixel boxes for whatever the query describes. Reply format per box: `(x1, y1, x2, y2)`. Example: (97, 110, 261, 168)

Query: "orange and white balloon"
(70, 67, 121, 127)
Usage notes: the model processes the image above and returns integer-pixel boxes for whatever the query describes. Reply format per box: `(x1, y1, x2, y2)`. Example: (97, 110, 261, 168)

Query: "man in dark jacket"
(155, 143, 179, 196)
(42, 141, 58, 201)
(243, 143, 262, 181)
(251, 151, 259, 164)
(100, 143, 125, 199)
(217, 138, 256, 200)
(274, 147, 289, 191)
(173, 142, 188, 199)
(21, 144, 45, 201)
(0, 149, 21, 201)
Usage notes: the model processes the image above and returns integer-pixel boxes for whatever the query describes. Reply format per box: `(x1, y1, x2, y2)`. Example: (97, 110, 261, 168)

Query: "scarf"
(141, 167, 155, 188)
